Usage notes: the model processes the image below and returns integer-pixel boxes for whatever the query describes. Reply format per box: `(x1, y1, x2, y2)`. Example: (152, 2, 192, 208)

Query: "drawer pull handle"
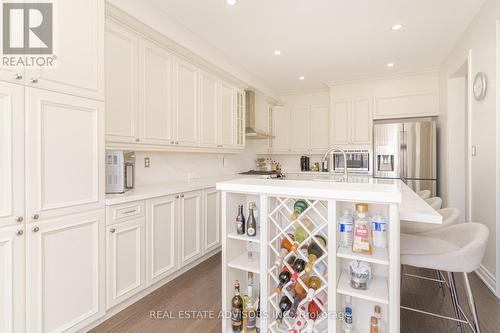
(122, 209, 137, 214)
(110, 228, 116, 233)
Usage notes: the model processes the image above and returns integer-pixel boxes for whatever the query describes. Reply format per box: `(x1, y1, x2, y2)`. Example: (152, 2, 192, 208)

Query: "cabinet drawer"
(107, 201, 145, 225)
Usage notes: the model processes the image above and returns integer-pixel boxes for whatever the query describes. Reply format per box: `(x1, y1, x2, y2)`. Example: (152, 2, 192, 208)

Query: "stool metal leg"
(463, 272, 481, 333)
(448, 272, 464, 333)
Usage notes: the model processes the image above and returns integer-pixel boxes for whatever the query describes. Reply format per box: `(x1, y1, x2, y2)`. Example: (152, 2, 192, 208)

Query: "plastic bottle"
(352, 203, 372, 254)
(339, 209, 354, 248)
(372, 212, 387, 249)
(343, 296, 353, 333)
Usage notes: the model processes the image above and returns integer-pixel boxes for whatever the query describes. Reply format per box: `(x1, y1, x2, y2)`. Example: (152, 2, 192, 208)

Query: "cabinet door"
(105, 20, 139, 144)
(351, 98, 372, 144)
(203, 188, 220, 253)
(0, 225, 25, 333)
(26, 0, 104, 100)
(290, 107, 310, 153)
(146, 195, 177, 286)
(0, 68, 24, 85)
(140, 40, 174, 145)
(179, 190, 203, 267)
(220, 82, 235, 148)
(0, 82, 24, 228)
(175, 59, 199, 146)
(310, 105, 330, 152)
(106, 217, 145, 309)
(26, 210, 105, 333)
(331, 100, 350, 145)
(235, 90, 246, 149)
(26, 88, 104, 222)
(271, 107, 291, 152)
(200, 72, 219, 148)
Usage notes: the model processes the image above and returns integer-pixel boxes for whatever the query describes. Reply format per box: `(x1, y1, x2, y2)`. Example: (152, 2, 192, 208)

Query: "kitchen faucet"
(322, 146, 348, 181)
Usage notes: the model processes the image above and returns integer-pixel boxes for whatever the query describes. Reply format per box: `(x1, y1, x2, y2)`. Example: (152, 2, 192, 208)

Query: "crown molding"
(327, 68, 439, 87)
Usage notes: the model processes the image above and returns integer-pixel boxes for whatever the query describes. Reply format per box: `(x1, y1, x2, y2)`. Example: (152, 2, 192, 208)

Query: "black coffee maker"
(300, 156, 310, 171)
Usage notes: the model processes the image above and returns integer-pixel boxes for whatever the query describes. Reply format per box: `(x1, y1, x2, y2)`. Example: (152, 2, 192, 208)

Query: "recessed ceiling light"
(391, 24, 403, 31)
(387, 62, 395, 68)
(299, 76, 305, 80)
(226, 0, 236, 6)
(274, 50, 282, 56)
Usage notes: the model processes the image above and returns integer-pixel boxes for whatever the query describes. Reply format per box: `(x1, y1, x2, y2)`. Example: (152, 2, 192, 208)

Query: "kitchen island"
(216, 177, 441, 333)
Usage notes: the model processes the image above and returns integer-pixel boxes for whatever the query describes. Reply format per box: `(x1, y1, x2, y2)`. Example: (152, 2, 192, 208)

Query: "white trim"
(327, 69, 439, 86)
(475, 264, 497, 296)
(495, 20, 500, 298)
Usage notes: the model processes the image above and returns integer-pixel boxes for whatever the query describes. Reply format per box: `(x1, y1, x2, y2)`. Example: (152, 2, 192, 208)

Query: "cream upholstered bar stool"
(425, 196, 443, 210)
(400, 223, 489, 333)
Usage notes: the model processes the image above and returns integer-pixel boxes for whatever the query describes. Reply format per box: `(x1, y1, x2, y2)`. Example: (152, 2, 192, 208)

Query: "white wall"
(439, 0, 499, 294)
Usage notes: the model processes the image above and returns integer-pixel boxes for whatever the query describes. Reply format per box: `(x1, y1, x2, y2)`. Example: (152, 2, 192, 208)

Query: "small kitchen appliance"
(300, 156, 310, 171)
(106, 150, 136, 194)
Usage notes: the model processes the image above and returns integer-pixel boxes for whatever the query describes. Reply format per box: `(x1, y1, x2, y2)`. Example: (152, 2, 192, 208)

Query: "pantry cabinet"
(26, 210, 105, 333)
(0, 225, 25, 333)
(25, 0, 104, 100)
(0, 82, 25, 229)
(179, 190, 203, 267)
(25, 88, 105, 222)
(331, 98, 372, 145)
(106, 217, 145, 309)
(105, 20, 140, 144)
(203, 188, 221, 253)
(146, 195, 177, 286)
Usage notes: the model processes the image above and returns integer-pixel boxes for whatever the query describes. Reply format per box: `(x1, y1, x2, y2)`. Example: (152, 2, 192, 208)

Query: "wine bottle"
(244, 285, 257, 333)
(274, 234, 294, 269)
(236, 205, 246, 235)
(277, 296, 292, 324)
(304, 235, 327, 273)
(291, 218, 313, 252)
(275, 270, 291, 294)
(289, 280, 307, 317)
(308, 292, 326, 320)
(247, 202, 257, 237)
(291, 199, 309, 221)
(290, 258, 306, 283)
(231, 281, 244, 332)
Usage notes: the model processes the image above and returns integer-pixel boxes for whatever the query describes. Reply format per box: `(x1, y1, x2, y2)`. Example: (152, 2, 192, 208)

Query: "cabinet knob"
(175, 195, 179, 199)
(15, 229, 23, 236)
(29, 78, 38, 83)
(15, 216, 23, 223)
(135, 138, 140, 142)
(170, 141, 175, 145)
(14, 73, 22, 80)
(175, 141, 179, 145)
(32, 214, 39, 220)
(180, 194, 184, 198)
(32, 226, 39, 233)
(110, 228, 116, 233)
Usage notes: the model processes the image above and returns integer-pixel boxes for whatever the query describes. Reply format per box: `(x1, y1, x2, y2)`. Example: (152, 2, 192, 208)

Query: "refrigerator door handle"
(399, 130, 407, 179)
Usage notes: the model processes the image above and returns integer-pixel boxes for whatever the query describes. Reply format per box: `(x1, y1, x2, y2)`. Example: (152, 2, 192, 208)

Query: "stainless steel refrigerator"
(373, 117, 437, 196)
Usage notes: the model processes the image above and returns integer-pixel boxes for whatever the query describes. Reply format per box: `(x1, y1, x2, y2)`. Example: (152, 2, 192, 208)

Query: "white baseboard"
(82, 247, 221, 332)
(475, 264, 497, 296)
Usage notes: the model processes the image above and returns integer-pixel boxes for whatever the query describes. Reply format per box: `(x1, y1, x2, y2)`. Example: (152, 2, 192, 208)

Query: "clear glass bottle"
(352, 203, 372, 254)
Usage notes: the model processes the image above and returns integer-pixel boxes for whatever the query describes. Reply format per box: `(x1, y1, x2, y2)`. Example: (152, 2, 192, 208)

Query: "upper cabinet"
(104, 12, 245, 152)
(331, 98, 372, 146)
(105, 20, 140, 144)
(27, 0, 104, 100)
(271, 107, 291, 153)
(309, 105, 330, 152)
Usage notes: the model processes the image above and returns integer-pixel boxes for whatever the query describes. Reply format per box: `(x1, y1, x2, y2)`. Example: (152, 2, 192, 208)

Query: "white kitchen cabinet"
(175, 59, 199, 146)
(179, 190, 203, 267)
(290, 107, 309, 152)
(203, 188, 221, 253)
(106, 217, 145, 309)
(331, 98, 372, 145)
(26, 88, 105, 222)
(140, 40, 175, 145)
(271, 107, 291, 152)
(0, 225, 25, 333)
(200, 72, 219, 148)
(26, 210, 105, 333)
(0, 82, 25, 228)
(220, 82, 235, 148)
(26, 0, 104, 100)
(310, 105, 330, 152)
(235, 90, 246, 149)
(146, 195, 177, 286)
(104, 20, 140, 144)
(0, 68, 25, 85)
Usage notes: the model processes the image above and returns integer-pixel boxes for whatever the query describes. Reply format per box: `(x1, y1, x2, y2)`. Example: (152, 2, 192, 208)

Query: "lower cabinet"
(106, 217, 145, 309)
(146, 195, 177, 286)
(179, 190, 203, 267)
(26, 210, 105, 333)
(203, 188, 221, 253)
(0, 225, 25, 333)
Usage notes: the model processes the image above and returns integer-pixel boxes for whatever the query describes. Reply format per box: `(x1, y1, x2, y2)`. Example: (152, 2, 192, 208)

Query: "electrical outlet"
(144, 157, 151, 168)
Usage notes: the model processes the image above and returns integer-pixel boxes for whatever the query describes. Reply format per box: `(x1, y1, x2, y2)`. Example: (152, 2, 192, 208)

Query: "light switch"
(144, 157, 151, 168)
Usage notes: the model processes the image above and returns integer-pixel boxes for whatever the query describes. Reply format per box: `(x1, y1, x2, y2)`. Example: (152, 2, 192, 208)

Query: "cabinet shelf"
(337, 270, 389, 304)
(227, 230, 260, 243)
(227, 251, 260, 274)
(337, 246, 389, 266)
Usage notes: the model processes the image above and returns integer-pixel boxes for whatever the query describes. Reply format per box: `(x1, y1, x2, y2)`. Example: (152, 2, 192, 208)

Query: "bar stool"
(425, 196, 443, 210)
(417, 189, 431, 199)
(401, 223, 489, 333)
(401, 207, 461, 234)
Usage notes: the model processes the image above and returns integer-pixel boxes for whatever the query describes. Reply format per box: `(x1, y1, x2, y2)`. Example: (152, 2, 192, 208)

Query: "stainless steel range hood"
(245, 90, 275, 139)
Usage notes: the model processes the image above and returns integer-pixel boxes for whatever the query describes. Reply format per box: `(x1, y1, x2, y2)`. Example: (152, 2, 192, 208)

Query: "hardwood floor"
(90, 254, 500, 333)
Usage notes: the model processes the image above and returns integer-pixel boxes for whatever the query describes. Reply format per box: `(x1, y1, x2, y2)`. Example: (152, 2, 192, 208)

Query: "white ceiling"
(148, 0, 485, 92)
